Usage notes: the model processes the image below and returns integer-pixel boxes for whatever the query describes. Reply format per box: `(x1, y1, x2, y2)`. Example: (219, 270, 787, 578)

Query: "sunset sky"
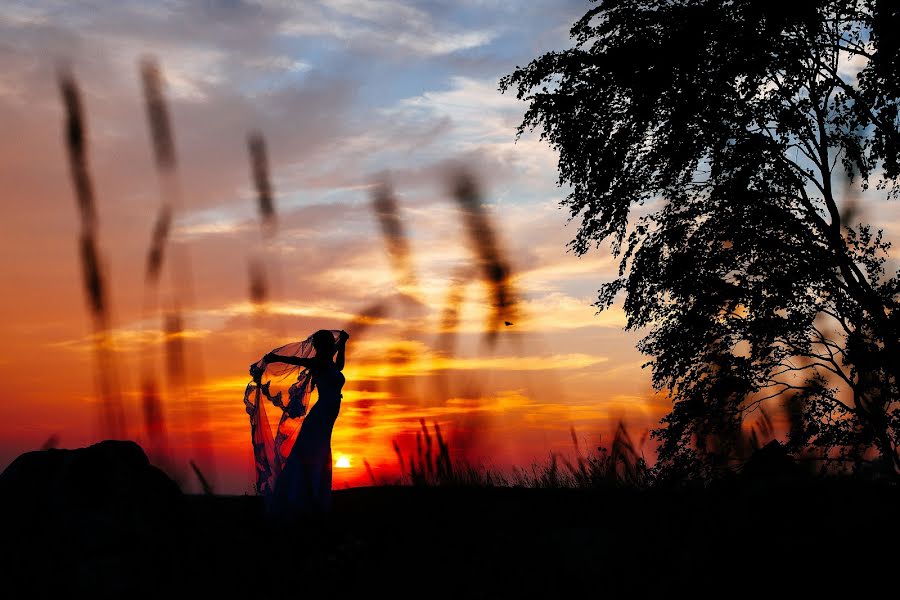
(2, 0, 685, 493)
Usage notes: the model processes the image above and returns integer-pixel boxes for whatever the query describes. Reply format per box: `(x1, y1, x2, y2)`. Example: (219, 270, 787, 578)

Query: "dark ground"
(4, 481, 899, 598)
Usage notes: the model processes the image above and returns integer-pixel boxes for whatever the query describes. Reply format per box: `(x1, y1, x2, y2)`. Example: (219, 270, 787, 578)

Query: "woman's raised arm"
(335, 331, 349, 371)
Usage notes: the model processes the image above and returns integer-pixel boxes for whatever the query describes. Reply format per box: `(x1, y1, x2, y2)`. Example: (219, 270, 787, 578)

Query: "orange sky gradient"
(5, 2, 898, 493)
(0, 1, 676, 493)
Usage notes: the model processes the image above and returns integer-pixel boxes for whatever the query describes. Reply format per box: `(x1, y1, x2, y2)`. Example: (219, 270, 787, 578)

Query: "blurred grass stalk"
(246, 131, 277, 327)
(59, 69, 127, 441)
(371, 176, 417, 295)
(140, 56, 215, 492)
(448, 167, 517, 347)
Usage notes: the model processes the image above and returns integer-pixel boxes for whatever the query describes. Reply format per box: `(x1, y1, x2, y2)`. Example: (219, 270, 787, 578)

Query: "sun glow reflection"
(335, 455, 351, 469)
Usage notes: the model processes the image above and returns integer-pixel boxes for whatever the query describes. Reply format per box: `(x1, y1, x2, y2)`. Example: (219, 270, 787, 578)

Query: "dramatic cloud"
(0, 0, 665, 492)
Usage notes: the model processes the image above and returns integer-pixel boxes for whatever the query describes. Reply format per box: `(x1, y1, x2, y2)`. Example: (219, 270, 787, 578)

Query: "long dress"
(270, 363, 345, 516)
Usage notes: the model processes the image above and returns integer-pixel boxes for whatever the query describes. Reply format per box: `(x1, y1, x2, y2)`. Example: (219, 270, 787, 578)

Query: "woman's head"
(311, 329, 336, 359)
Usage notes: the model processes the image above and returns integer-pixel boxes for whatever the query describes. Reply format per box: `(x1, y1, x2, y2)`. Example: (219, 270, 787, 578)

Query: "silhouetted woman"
(261, 329, 349, 515)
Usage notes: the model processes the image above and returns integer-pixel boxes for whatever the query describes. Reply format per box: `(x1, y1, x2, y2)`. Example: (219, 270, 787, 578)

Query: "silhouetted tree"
(502, 0, 900, 477)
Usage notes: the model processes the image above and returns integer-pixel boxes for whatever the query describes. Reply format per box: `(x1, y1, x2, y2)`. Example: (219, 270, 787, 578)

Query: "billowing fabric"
(243, 330, 344, 512)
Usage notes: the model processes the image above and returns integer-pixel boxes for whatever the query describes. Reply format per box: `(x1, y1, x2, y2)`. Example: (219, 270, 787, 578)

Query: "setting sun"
(335, 456, 351, 469)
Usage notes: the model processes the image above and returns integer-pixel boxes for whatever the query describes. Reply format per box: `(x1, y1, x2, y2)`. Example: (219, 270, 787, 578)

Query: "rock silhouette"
(0, 440, 185, 595)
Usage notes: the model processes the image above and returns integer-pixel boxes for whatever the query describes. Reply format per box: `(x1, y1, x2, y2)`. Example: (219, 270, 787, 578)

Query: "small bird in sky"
(504, 321, 513, 326)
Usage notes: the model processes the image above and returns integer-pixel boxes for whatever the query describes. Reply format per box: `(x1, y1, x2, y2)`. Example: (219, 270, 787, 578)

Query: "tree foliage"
(501, 0, 900, 477)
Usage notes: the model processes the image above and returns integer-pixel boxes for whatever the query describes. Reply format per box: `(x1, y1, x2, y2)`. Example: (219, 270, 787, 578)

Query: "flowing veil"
(243, 330, 342, 497)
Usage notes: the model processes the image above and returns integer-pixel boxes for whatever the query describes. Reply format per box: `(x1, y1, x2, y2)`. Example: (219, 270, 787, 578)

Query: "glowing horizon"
(0, 1, 668, 493)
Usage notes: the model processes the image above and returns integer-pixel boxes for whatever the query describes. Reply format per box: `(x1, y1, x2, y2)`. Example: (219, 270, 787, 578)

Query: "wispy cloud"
(278, 0, 496, 56)
(0, 0, 657, 492)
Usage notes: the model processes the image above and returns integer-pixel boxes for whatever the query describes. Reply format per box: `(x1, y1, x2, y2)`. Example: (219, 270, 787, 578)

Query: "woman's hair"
(311, 329, 336, 358)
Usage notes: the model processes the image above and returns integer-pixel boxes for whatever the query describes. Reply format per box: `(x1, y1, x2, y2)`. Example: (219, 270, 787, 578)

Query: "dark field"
(4, 481, 898, 598)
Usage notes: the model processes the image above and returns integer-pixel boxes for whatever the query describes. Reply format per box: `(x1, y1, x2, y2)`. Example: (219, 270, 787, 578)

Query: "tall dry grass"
(386, 420, 651, 489)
